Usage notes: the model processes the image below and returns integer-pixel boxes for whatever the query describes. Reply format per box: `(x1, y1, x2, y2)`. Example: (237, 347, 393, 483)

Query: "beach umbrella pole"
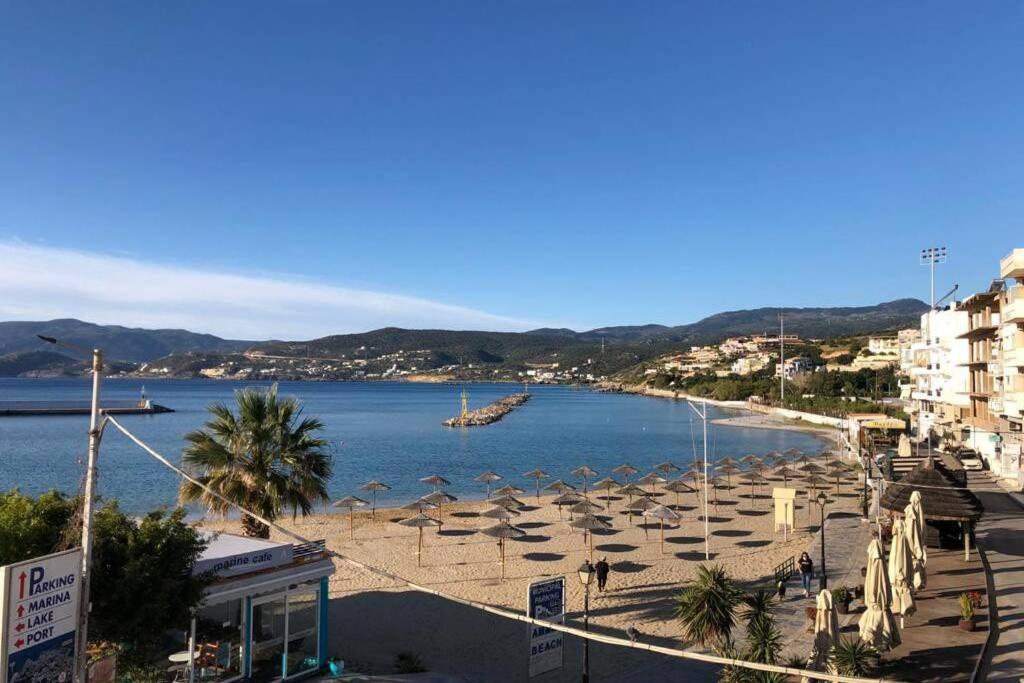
(417, 527, 423, 567)
(660, 520, 665, 553)
(350, 512, 355, 540)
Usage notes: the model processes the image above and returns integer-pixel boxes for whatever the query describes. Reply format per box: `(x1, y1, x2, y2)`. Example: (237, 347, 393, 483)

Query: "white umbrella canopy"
(904, 490, 928, 591)
(887, 520, 916, 619)
(898, 433, 912, 458)
(810, 588, 839, 673)
(858, 538, 902, 652)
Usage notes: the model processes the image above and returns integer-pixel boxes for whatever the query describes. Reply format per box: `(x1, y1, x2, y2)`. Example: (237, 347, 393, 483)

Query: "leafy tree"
(89, 504, 211, 666)
(179, 384, 333, 537)
(675, 564, 742, 652)
(0, 489, 77, 565)
(0, 491, 209, 669)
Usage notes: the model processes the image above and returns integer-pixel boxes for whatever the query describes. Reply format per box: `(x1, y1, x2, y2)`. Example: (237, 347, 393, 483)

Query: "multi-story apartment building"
(906, 303, 970, 446)
(958, 287, 1002, 461)
(994, 249, 1024, 484)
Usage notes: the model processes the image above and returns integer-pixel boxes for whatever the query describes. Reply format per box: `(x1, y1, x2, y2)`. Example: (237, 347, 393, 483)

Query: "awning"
(204, 557, 335, 603)
(862, 418, 906, 430)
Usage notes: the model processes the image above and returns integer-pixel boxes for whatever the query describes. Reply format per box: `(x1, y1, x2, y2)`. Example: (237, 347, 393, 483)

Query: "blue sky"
(2, 2, 1022, 338)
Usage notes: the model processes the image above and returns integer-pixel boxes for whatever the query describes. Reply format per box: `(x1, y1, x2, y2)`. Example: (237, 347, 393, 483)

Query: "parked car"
(957, 450, 984, 471)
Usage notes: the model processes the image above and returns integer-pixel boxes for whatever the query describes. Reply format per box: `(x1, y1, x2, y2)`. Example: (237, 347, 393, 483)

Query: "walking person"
(595, 557, 610, 592)
(798, 551, 814, 597)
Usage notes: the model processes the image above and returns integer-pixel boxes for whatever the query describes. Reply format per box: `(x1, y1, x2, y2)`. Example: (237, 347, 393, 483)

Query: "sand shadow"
(594, 543, 638, 553)
(518, 521, 551, 529)
(712, 529, 752, 538)
(737, 540, 772, 548)
(450, 511, 479, 518)
(737, 510, 770, 517)
(665, 536, 703, 545)
(519, 505, 541, 512)
(696, 516, 731, 524)
(438, 529, 477, 537)
(518, 534, 551, 543)
(830, 511, 860, 520)
(522, 552, 565, 562)
(591, 527, 621, 537)
(610, 560, 650, 573)
(676, 551, 715, 561)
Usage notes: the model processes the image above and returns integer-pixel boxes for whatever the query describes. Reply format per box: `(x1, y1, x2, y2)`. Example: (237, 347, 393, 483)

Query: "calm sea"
(0, 378, 827, 514)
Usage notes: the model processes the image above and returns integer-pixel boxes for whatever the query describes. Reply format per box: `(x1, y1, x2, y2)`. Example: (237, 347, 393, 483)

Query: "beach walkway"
(973, 473, 1024, 682)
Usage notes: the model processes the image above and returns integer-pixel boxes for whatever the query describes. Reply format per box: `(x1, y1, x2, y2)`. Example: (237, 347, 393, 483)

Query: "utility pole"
(920, 247, 947, 455)
(686, 399, 711, 560)
(38, 335, 104, 683)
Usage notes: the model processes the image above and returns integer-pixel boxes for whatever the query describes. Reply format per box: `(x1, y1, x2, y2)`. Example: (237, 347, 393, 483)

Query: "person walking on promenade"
(799, 551, 814, 597)
(596, 557, 610, 592)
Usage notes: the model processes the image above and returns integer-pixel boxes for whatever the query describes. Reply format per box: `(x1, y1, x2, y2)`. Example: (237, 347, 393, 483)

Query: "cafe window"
(194, 598, 244, 682)
(250, 584, 321, 682)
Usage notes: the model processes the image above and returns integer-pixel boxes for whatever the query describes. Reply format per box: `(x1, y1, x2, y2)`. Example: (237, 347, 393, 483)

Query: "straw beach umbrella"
(481, 505, 520, 521)
(716, 456, 739, 468)
(359, 480, 391, 518)
(573, 465, 599, 493)
(613, 463, 639, 484)
(493, 484, 526, 498)
(784, 447, 803, 457)
(491, 494, 525, 511)
(739, 472, 768, 507)
(552, 491, 584, 519)
(663, 479, 695, 510)
(544, 479, 576, 495)
(616, 484, 647, 513)
(637, 472, 667, 495)
(740, 454, 762, 466)
(654, 461, 681, 476)
(643, 504, 682, 553)
(402, 499, 438, 514)
(592, 477, 621, 506)
(523, 468, 549, 501)
(716, 464, 740, 488)
(798, 463, 826, 476)
(475, 471, 503, 499)
(421, 491, 457, 530)
(858, 538, 901, 652)
(398, 513, 442, 567)
(480, 522, 524, 579)
(568, 513, 610, 560)
(570, 499, 605, 516)
(419, 474, 451, 491)
(887, 519, 916, 626)
(625, 497, 658, 537)
(809, 589, 839, 674)
(772, 465, 799, 488)
(332, 496, 369, 540)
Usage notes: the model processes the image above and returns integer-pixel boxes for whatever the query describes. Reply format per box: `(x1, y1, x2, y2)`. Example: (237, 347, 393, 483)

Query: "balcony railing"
(1004, 287, 1024, 324)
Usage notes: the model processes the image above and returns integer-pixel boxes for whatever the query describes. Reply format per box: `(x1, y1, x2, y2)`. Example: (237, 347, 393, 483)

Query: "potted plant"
(958, 591, 982, 631)
(832, 586, 852, 615)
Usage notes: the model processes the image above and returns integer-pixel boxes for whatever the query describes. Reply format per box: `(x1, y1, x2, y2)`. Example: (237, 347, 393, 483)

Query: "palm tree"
(179, 385, 333, 538)
(832, 637, 878, 676)
(674, 564, 741, 652)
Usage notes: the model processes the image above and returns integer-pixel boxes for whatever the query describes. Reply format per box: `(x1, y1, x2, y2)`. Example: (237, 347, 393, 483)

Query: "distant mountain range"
(529, 299, 929, 344)
(0, 299, 928, 377)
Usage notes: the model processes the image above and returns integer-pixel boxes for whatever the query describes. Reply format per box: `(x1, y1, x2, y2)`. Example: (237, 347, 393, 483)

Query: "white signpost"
(0, 549, 82, 683)
(527, 576, 565, 678)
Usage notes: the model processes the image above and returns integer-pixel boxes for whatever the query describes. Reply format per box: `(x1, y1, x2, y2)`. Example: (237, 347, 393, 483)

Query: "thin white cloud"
(0, 242, 542, 339)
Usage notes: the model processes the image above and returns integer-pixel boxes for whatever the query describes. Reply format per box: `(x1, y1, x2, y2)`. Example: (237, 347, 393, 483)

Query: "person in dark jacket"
(595, 557, 610, 592)
(798, 551, 814, 597)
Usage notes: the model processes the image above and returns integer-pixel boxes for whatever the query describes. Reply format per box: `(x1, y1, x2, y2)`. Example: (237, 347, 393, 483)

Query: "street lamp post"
(38, 335, 104, 683)
(577, 560, 595, 683)
(814, 491, 829, 590)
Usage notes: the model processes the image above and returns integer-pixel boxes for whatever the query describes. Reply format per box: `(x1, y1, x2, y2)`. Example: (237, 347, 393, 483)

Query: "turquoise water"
(0, 378, 828, 514)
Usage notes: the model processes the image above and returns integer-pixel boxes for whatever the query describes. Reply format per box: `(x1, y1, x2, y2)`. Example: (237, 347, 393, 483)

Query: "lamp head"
(578, 560, 595, 587)
(816, 491, 828, 506)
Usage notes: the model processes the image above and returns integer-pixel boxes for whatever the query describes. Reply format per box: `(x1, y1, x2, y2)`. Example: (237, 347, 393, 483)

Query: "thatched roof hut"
(880, 456, 983, 522)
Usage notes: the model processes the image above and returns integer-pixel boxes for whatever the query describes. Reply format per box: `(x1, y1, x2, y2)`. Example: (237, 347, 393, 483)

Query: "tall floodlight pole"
(919, 247, 947, 456)
(686, 399, 711, 560)
(38, 335, 104, 683)
(779, 313, 785, 403)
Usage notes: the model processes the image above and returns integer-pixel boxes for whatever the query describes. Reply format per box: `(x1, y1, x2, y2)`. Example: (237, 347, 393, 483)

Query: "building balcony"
(1004, 287, 1024, 324)
(1000, 248, 1024, 280)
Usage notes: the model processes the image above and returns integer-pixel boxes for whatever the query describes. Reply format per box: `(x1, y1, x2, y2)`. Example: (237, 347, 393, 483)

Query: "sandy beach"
(202, 465, 862, 682)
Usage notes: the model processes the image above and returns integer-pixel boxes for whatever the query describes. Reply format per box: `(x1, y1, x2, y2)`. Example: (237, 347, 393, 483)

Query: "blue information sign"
(527, 576, 564, 677)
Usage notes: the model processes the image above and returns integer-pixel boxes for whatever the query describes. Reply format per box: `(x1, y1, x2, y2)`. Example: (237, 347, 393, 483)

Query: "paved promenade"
(973, 472, 1024, 682)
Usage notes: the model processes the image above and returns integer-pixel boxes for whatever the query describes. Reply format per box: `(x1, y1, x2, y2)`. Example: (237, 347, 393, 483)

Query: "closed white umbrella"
(898, 433, 912, 458)
(857, 538, 901, 652)
(887, 520, 916, 625)
(810, 588, 839, 673)
(904, 490, 928, 591)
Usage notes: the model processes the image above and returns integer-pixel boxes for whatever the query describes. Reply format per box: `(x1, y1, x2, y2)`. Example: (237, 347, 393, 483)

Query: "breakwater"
(443, 393, 530, 427)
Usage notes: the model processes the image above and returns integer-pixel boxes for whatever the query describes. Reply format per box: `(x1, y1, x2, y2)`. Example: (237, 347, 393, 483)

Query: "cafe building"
(159, 533, 334, 682)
